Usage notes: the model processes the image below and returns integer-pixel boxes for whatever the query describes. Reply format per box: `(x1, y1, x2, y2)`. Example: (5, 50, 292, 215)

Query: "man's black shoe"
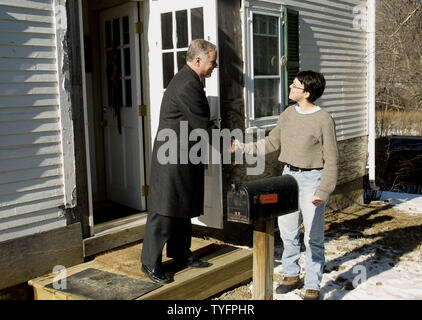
(141, 264, 172, 284)
(174, 255, 212, 269)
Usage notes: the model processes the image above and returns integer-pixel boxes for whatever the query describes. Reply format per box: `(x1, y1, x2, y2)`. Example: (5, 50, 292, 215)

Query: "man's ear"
(195, 56, 201, 65)
(304, 91, 311, 100)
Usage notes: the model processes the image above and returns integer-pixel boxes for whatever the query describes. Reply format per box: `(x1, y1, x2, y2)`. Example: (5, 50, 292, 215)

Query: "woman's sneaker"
(275, 276, 302, 294)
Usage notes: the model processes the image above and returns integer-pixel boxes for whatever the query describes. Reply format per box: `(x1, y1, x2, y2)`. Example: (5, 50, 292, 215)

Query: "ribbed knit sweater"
(244, 105, 339, 201)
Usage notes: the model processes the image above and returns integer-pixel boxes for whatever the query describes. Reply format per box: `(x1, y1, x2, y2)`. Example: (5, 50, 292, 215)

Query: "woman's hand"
(231, 139, 244, 154)
(312, 196, 323, 206)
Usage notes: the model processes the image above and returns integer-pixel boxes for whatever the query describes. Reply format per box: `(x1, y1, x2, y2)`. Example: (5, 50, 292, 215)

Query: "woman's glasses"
(290, 83, 305, 90)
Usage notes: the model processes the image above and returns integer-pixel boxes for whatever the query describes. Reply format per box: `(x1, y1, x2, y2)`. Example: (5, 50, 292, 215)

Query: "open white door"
(99, 3, 146, 211)
(148, 0, 223, 228)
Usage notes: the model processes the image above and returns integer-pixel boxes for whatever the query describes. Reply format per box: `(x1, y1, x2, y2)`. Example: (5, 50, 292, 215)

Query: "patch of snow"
(377, 191, 422, 215)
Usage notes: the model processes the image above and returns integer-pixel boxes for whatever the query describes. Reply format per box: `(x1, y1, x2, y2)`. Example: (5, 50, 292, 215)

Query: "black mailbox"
(227, 175, 299, 224)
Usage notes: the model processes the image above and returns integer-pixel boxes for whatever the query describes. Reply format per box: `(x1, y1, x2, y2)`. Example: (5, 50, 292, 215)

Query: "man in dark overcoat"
(141, 40, 218, 284)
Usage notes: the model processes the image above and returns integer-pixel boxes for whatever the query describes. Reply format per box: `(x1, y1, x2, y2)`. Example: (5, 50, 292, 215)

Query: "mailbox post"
(253, 218, 274, 300)
(227, 175, 299, 300)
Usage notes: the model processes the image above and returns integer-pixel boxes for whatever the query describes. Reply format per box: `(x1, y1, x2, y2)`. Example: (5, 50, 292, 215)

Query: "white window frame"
(242, 1, 286, 131)
(161, 8, 200, 89)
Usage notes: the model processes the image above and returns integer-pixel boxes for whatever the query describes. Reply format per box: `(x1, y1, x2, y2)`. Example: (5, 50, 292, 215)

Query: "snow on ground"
(271, 192, 422, 300)
(378, 191, 422, 216)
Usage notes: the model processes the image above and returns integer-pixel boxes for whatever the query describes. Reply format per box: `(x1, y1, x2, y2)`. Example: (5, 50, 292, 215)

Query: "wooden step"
(28, 237, 253, 300)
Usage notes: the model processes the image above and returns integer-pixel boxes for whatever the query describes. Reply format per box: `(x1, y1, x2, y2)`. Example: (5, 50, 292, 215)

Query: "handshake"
(231, 139, 244, 154)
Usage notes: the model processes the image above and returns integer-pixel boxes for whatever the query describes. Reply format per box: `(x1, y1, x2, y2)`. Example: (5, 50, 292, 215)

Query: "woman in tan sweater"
(232, 71, 338, 300)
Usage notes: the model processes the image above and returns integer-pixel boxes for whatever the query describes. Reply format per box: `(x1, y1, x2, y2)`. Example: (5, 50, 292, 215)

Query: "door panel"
(100, 3, 146, 211)
(148, 0, 223, 228)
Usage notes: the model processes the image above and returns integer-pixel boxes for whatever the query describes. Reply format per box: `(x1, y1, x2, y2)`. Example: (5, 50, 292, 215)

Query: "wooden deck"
(28, 237, 253, 300)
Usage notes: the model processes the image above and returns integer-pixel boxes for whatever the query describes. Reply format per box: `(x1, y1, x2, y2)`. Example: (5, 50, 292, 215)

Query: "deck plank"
(28, 238, 253, 300)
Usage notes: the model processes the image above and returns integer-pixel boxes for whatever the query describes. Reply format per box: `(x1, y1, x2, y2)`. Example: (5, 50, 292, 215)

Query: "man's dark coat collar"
(182, 64, 202, 83)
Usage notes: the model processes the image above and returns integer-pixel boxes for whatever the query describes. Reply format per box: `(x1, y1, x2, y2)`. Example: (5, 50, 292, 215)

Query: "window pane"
(254, 79, 280, 118)
(116, 49, 122, 77)
(161, 12, 173, 49)
(177, 51, 187, 71)
(162, 52, 174, 88)
(123, 16, 129, 44)
(113, 18, 120, 46)
(115, 80, 123, 107)
(253, 15, 279, 76)
(176, 10, 188, 48)
(105, 21, 112, 48)
(124, 47, 131, 76)
(191, 7, 204, 40)
(107, 79, 112, 106)
(125, 79, 132, 107)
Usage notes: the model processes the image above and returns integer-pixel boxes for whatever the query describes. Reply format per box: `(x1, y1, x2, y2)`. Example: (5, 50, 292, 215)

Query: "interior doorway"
(82, 1, 147, 229)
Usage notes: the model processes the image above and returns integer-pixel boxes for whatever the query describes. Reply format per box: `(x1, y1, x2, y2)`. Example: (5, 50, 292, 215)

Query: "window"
(253, 14, 281, 119)
(244, 4, 299, 128)
(105, 16, 133, 108)
(160, 7, 204, 88)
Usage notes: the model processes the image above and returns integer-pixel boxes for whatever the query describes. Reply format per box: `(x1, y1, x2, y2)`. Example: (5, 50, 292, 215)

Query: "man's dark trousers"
(141, 211, 192, 269)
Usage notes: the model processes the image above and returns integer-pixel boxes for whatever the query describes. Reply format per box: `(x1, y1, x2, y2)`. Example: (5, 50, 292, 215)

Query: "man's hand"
(311, 196, 323, 206)
(231, 139, 244, 154)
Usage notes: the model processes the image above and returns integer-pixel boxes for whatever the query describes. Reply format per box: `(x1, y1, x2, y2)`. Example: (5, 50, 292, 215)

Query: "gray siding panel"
(281, 0, 369, 140)
(0, 1, 66, 242)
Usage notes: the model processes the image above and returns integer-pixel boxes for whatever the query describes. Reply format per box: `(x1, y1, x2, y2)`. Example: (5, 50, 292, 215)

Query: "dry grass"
(376, 109, 422, 137)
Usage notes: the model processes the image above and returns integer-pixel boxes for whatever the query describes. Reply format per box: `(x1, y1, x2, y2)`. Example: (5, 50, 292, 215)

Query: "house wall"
(0, 0, 89, 291)
(215, 0, 369, 243)
(282, 0, 369, 142)
(0, 0, 72, 242)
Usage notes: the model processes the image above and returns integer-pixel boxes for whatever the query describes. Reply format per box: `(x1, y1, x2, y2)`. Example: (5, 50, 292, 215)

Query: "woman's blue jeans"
(278, 166, 328, 290)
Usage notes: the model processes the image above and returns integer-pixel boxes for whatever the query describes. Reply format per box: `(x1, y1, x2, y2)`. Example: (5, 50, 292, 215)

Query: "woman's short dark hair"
(296, 71, 326, 102)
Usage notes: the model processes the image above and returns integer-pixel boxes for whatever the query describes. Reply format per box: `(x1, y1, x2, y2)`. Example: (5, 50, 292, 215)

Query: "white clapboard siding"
(0, 46, 56, 59)
(0, 196, 63, 218)
(0, 5, 53, 23)
(0, 94, 58, 108)
(0, 106, 59, 121)
(0, 28, 55, 44)
(0, 207, 64, 231)
(0, 20, 55, 34)
(0, 132, 61, 148)
(0, 143, 61, 160)
(281, 0, 369, 140)
(0, 1, 67, 242)
(0, 165, 62, 185)
(0, 71, 58, 83)
(0, 0, 53, 11)
(0, 58, 57, 71)
(0, 154, 63, 174)
(0, 176, 63, 196)
(0, 119, 59, 135)
(0, 215, 66, 242)
(0, 83, 58, 95)
(0, 186, 64, 212)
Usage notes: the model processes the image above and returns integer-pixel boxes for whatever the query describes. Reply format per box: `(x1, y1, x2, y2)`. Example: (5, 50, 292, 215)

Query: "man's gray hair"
(186, 39, 216, 62)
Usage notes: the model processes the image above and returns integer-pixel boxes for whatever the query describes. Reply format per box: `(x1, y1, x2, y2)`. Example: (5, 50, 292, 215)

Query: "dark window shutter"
(283, 8, 299, 107)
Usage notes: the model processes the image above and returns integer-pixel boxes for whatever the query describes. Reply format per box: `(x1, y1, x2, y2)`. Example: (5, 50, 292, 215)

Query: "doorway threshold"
(94, 212, 148, 235)
(83, 212, 148, 258)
